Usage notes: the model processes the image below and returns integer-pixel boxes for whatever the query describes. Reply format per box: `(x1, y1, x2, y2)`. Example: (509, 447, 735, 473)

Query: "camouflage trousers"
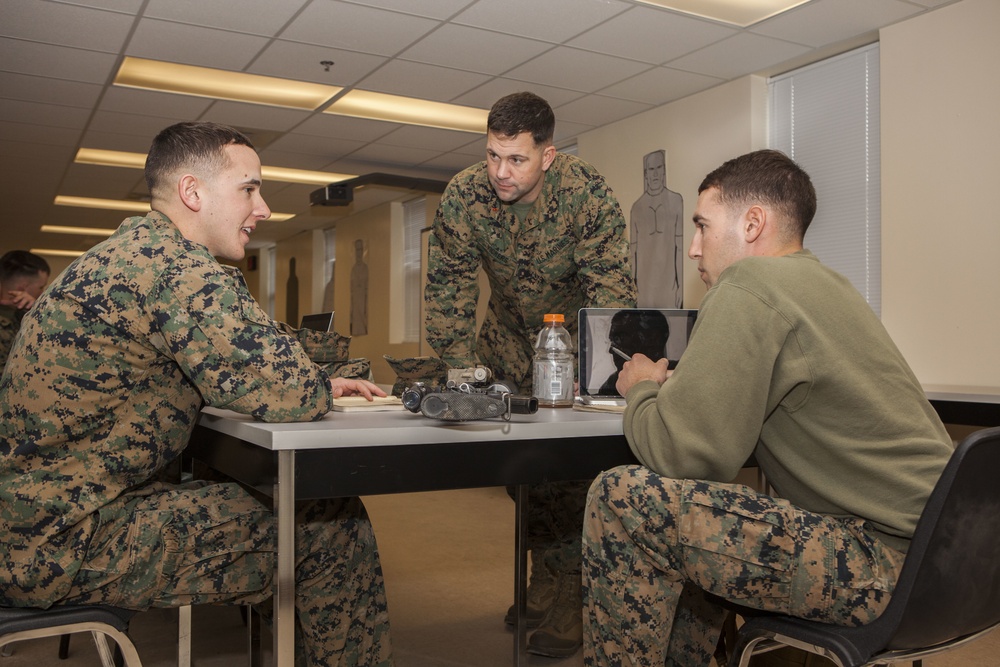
(582, 465, 906, 667)
(508, 479, 591, 575)
(62, 480, 393, 667)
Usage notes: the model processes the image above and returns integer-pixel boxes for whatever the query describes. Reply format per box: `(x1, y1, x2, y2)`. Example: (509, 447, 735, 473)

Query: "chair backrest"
(877, 426, 1000, 650)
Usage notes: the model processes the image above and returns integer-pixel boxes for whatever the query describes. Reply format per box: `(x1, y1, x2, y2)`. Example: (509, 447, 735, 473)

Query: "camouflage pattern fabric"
(384, 355, 451, 396)
(323, 358, 372, 381)
(424, 153, 636, 392)
(0, 212, 392, 664)
(280, 323, 351, 363)
(582, 465, 906, 667)
(61, 480, 391, 665)
(0, 304, 18, 370)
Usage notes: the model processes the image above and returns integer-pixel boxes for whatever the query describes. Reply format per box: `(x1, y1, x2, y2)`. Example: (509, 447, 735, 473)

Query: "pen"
(610, 346, 632, 361)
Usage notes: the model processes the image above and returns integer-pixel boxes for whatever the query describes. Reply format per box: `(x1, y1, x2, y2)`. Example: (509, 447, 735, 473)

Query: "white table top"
(197, 405, 625, 452)
(922, 384, 1000, 404)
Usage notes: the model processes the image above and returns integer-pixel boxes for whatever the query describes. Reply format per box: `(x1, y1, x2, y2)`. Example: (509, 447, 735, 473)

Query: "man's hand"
(329, 377, 387, 400)
(616, 353, 671, 397)
(2, 290, 38, 310)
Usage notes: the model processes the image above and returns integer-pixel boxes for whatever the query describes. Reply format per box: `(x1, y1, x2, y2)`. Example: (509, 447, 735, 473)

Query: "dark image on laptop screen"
(300, 312, 334, 332)
(578, 308, 697, 399)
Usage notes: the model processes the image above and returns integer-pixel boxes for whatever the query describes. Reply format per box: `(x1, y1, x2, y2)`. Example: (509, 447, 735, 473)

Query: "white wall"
(880, 0, 1000, 387)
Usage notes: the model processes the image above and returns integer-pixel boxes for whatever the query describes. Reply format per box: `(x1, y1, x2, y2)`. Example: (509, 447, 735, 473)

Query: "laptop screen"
(300, 312, 334, 332)
(578, 308, 697, 398)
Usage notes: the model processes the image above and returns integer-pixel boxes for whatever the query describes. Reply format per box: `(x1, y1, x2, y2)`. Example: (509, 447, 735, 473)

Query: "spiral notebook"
(577, 308, 697, 407)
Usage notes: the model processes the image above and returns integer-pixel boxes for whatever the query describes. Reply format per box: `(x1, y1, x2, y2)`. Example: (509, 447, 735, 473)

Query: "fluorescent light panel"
(40, 225, 116, 237)
(53, 195, 294, 221)
(112, 58, 488, 134)
(325, 90, 488, 133)
(31, 249, 86, 258)
(633, 0, 812, 27)
(74, 149, 354, 186)
(115, 57, 342, 110)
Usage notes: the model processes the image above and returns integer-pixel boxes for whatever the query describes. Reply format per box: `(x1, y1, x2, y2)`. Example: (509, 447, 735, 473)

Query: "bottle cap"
(543, 313, 565, 324)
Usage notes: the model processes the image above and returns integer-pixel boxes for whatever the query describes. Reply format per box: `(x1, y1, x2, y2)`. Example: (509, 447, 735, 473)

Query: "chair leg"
(59, 634, 71, 659)
(91, 632, 118, 667)
(177, 605, 192, 667)
(1, 643, 13, 657)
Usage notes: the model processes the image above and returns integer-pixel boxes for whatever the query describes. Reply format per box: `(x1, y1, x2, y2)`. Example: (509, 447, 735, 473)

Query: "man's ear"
(541, 144, 557, 171)
(178, 174, 202, 212)
(744, 204, 766, 244)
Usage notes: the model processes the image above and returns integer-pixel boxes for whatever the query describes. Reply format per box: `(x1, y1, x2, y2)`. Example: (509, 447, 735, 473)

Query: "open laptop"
(578, 308, 697, 406)
(300, 312, 334, 332)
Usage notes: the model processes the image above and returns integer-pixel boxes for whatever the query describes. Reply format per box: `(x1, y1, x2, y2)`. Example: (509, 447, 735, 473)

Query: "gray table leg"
(274, 450, 296, 667)
(514, 483, 529, 666)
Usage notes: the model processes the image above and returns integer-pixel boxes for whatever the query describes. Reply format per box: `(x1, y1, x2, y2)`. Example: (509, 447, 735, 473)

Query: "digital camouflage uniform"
(425, 153, 636, 575)
(0, 212, 392, 666)
(583, 252, 953, 666)
(0, 304, 22, 370)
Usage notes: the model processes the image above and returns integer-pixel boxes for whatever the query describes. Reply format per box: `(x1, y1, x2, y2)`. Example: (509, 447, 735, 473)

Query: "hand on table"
(330, 377, 387, 400)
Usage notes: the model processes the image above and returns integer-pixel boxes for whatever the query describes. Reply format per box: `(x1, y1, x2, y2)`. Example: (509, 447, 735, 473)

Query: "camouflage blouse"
(425, 153, 636, 390)
(0, 212, 333, 605)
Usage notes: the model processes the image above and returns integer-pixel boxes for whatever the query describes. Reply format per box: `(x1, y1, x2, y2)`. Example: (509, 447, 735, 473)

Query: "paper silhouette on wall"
(350, 239, 368, 336)
(630, 149, 684, 308)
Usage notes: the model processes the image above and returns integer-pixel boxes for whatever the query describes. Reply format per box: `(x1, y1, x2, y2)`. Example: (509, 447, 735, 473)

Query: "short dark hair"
(487, 92, 555, 146)
(0, 250, 50, 283)
(698, 149, 817, 239)
(145, 122, 255, 199)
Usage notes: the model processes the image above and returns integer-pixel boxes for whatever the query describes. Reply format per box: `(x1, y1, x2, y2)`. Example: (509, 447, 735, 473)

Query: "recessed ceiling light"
(632, 0, 812, 27)
(115, 57, 343, 110)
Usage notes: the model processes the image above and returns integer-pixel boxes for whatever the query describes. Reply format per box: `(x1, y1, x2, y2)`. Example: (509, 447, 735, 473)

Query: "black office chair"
(728, 426, 1000, 667)
(0, 604, 142, 666)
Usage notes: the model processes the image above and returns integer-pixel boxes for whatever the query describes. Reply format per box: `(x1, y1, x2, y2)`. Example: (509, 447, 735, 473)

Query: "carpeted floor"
(2, 486, 997, 666)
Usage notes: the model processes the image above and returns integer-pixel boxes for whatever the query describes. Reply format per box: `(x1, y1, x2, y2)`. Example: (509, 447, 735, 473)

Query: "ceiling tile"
(376, 125, 483, 152)
(264, 133, 369, 160)
(454, 0, 631, 43)
(505, 47, 650, 93)
(280, 1, 439, 56)
(0, 119, 83, 148)
(568, 6, 737, 64)
(553, 95, 652, 127)
(451, 79, 585, 110)
(751, 0, 925, 48)
(666, 32, 811, 79)
(0, 38, 119, 84)
(79, 129, 161, 154)
(97, 87, 214, 121)
(0, 72, 103, 108)
(125, 18, 269, 70)
(347, 142, 443, 167)
(250, 41, 387, 87)
(295, 113, 401, 143)
(420, 151, 481, 173)
(354, 59, 491, 101)
(0, 99, 92, 130)
(341, 0, 477, 20)
(144, 0, 310, 36)
(198, 100, 313, 133)
(399, 24, 553, 75)
(598, 66, 724, 105)
(88, 109, 189, 139)
(2, 0, 134, 52)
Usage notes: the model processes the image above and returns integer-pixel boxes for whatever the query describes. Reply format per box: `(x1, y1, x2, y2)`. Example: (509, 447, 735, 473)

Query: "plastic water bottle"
(532, 313, 574, 408)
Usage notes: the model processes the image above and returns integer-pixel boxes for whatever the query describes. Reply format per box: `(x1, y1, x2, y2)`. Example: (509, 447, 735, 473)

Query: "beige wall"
(880, 0, 1000, 387)
(578, 75, 768, 310)
(581, 0, 1000, 387)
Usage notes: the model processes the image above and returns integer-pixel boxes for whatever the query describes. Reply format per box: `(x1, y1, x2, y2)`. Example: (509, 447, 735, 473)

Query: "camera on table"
(401, 367, 537, 421)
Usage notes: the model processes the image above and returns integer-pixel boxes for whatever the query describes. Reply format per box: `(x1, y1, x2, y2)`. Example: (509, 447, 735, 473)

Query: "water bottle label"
(533, 359, 574, 403)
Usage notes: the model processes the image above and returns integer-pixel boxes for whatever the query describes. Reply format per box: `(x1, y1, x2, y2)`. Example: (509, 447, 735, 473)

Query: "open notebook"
(577, 308, 697, 407)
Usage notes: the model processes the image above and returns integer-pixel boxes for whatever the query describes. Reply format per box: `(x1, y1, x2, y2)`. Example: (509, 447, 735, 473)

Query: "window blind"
(769, 43, 881, 315)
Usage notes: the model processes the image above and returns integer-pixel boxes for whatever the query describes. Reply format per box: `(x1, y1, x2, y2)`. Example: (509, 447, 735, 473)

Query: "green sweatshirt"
(623, 250, 953, 552)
